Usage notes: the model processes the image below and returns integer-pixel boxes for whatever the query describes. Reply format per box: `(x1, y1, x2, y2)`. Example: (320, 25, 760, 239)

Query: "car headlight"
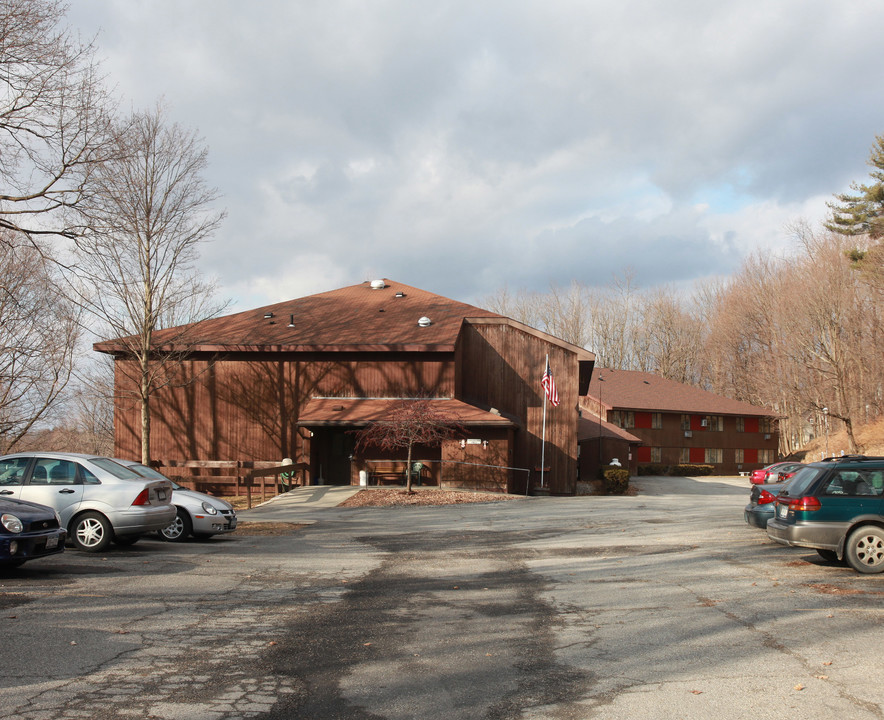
(1, 514, 23, 533)
(201, 502, 218, 515)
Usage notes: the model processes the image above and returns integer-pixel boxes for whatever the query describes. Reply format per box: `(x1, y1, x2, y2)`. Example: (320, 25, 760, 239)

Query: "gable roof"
(94, 279, 503, 354)
(94, 279, 595, 359)
(584, 368, 777, 417)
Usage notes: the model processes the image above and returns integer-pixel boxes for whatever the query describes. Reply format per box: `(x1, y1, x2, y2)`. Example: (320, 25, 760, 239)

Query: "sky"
(67, 0, 884, 311)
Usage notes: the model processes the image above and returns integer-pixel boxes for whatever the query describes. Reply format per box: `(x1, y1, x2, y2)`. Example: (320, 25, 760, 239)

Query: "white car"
(0, 452, 176, 552)
(117, 461, 237, 542)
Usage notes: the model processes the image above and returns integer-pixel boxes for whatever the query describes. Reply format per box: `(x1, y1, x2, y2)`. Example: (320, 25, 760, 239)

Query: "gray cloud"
(68, 0, 884, 309)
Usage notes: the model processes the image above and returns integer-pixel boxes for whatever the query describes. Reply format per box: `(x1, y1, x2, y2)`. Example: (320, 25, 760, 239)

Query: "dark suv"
(766, 455, 884, 573)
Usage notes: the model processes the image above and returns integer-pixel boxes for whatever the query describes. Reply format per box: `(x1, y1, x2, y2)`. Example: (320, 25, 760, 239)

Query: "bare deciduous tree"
(71, 104, 226, 464)
(0, 232, 80, 450)
(0, 0, 116, 241)
(354, 398, 465, 493)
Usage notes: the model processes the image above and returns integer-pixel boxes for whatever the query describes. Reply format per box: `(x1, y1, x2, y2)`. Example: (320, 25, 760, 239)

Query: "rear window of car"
(89, 458, 143, 479)
(780, 466, 825, 497)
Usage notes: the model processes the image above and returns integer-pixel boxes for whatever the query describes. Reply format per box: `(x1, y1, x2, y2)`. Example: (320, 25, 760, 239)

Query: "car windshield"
(779, 466, 825, 497)
(126, 463, 182, 489)
(89, 457, 144, 480)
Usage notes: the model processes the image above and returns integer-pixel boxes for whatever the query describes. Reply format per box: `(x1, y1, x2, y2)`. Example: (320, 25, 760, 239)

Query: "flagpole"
(540, 354, 548, 488)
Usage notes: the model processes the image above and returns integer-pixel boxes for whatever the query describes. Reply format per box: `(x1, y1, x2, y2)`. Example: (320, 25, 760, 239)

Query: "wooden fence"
(152, 459, 311, 508)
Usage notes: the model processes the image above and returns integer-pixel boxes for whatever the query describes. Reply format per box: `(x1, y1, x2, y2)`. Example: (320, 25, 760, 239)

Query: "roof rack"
(820, 455, 884, 463)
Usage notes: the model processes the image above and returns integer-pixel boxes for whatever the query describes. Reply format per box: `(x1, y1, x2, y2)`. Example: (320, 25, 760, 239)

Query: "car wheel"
(71, 512, 113, 552)
(112, 535, 140, 546)
(816, 549, 839, 562)
(159, 507, 192, 542)
(844, 525, 884, 574)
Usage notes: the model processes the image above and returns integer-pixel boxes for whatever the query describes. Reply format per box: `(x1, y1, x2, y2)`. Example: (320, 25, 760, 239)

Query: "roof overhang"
(297, 397, 517, 428)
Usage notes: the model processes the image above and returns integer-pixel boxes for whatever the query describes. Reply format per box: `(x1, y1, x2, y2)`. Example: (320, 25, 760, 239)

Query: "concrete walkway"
(237, 484, 362, 522)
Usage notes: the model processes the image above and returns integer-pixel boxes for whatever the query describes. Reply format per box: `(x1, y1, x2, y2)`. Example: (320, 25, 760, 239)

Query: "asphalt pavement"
(0, 475, 881, 720)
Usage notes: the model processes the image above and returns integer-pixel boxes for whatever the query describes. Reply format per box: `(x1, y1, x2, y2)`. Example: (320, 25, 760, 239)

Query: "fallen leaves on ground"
(339, 488, 518, 507)
(234, 522, 307, 536)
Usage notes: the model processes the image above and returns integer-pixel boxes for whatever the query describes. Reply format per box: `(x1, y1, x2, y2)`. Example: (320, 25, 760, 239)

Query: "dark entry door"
(319, 430, 354, 485)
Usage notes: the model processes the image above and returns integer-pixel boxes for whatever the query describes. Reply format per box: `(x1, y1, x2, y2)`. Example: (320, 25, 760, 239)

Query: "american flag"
(541, 361, 560, 407)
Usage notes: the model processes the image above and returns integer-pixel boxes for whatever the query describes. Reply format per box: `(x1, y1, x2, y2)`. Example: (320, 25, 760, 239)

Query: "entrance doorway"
(313, 429, 355, 485)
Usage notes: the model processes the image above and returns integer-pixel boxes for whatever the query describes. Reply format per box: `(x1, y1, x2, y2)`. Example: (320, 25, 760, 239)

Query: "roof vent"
(370, 279, 386, 290)
(264, 312, 274, 319)
(288, 314, 295, 328)
(395, 291, 405, 298)
(418, 316, 431, 327)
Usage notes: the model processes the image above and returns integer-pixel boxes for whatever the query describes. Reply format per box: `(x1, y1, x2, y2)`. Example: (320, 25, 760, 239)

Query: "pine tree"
(826, 134, 884, 240)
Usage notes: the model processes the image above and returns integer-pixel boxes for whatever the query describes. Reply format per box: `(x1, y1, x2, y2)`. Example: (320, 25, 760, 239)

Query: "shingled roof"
(584, 368, 777, 417)
(94, 279, 504, 354)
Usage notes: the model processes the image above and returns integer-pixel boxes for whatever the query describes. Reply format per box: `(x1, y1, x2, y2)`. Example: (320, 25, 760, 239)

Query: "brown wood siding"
(613, 411, 780, 474)
(456, 323, 579, 494)
(112, 352, 456, 465)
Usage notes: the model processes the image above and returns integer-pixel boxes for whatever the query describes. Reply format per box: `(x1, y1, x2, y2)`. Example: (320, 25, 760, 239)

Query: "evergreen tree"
(826, 133, 884, 240)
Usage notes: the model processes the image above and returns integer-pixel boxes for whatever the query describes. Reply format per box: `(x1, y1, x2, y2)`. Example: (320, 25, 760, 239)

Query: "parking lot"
(0, 475, 881, 720)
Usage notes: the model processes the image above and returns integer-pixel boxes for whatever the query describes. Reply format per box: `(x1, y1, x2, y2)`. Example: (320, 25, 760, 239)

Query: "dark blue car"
(0, 497, 66, 568)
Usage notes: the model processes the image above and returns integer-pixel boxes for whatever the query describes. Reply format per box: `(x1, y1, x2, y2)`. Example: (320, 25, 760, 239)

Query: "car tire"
(112, 535, 140, 546)
(816, 549, 839, 562)
(71, 512, 113, 553)
(159, 507, 192, 542)
(844, 525, 884, 574)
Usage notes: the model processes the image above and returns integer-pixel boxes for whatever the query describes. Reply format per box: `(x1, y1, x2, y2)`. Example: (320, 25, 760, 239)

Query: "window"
(679, 447, 690, 464)
(650, 447, 662, 463)
(705, 448, 723, 464)
(680, 414, 691, 431)
(735, 449, 744, 464)
(822, 470, 882, 497)
(704, 415, 723, 432)
(651, 413, 662, 429)
(759, 417, 775, 434)
(758, 448, 774, 464)
(612, 411, 634, 429)
(736, 417, 745, 433)
(0, 457, 30, 486)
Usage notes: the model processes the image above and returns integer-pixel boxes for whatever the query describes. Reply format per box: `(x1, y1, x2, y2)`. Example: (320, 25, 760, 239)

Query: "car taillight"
(131, 489, 150, 506)
(758, 490, 776, 505)
(790, 496, 821, 512)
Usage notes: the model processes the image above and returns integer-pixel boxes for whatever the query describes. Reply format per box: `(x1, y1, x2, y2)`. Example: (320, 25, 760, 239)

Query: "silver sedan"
(117, 460, 237, 542)
(0, 452, 176, 552)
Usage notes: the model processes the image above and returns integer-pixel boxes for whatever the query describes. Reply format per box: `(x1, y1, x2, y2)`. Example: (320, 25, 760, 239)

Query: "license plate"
(157, 490, 167, 501)
(777, 504, 787, 518)
(46, 535, 58, 550)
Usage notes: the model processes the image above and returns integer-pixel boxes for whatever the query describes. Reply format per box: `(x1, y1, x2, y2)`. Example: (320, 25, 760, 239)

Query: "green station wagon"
(766, 456, 884, 573)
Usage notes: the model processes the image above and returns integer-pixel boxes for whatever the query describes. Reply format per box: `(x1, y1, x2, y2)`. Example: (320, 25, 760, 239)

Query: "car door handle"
(58, 488, 76, 494)
(0, 490, 13, 495)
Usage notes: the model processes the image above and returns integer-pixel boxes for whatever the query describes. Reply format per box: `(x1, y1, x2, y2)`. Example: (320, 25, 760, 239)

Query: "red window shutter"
(689, 447, 705, 464)
(634, 412, 652, 429)
(744, 448, 758, 464)
(637, 446, 652, 462)
(744, 417, 759, 433)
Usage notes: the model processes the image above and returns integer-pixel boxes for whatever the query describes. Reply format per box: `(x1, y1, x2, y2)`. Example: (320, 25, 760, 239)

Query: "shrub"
(601, 466, 630, 494)
(672, 464, 714, 476)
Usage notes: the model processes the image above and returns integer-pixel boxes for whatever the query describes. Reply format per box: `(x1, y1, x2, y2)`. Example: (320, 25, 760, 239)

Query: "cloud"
(67, 0, 884, 309)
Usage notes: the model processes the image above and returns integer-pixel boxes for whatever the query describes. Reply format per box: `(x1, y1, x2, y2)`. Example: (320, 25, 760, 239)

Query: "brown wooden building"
(581, 368, 780, 475)
(95, 279, 595, 494)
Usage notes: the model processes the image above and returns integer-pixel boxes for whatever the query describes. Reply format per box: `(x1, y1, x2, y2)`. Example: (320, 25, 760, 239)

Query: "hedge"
(636, 463, 715, 477)
(601, 466, 630, 494)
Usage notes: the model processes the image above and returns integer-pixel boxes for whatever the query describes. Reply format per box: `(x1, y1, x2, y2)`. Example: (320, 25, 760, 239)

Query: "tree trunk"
(406, 441, 413, 493)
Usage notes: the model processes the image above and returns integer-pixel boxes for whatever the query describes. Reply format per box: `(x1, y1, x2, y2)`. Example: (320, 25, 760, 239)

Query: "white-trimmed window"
(705, 448, 723, 464)
(758, 448, 774, 464)
(735, 449, 744, 464)
(679, 447, 690, 464)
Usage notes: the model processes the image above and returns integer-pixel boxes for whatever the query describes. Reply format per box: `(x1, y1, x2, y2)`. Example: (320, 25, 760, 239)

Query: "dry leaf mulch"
(339, 488, 518, 507)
